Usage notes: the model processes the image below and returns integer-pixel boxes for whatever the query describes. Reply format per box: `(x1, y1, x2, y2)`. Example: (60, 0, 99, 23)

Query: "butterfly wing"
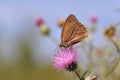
(61, 14, 78, 44)
(66, 21, 88, 46)
(60, 14, 88, 47)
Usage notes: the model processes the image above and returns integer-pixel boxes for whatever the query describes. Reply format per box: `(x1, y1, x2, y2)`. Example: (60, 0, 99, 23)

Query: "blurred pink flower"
(90, 14, 98, 23)
(35, 17, 44, 26)
(53, 47, 78, 71)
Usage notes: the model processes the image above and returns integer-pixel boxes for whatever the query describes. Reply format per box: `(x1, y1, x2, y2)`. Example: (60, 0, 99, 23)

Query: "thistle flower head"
(56, 17, 65, 27)
(53, 47, 78, 71)
(90, 14, 98, 23)
(103, 25, 116, 38)
(35, 17, 44, 26)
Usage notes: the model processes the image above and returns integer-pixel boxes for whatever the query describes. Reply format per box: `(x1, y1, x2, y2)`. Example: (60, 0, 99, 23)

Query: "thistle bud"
(56, 17, 65, 27)
(40, 24, 50, 35)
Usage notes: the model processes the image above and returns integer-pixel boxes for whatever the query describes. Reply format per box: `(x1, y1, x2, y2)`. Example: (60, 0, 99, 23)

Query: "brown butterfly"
(60, 14, 88, 48)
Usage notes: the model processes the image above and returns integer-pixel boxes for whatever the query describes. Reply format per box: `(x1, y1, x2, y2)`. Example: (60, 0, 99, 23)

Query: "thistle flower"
(53, 47, 78, 71)
(103, 25, 116, 39)
(90, 14, 98, 24)
(89, 14, 98, 32)
(96, 48, 103, 56)
(56, 17, 65, 27)
(35, 17, 44, 26)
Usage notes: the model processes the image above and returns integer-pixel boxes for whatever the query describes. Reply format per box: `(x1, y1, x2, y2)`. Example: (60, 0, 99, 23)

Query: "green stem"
(111, 38, 120, 53)
(105, 57, 120, 77)
(104, 38, 120, 78)
(74, 69, 82, 80)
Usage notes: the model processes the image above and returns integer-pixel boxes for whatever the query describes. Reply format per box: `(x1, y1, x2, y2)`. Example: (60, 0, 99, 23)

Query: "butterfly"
(59, 14, 88, 48)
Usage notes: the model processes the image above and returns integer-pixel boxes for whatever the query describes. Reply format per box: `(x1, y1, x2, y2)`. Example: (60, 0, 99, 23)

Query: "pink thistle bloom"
(90, 14, 98, 23)
(53, 47, 78, 71)
(35, 17, 44, 26)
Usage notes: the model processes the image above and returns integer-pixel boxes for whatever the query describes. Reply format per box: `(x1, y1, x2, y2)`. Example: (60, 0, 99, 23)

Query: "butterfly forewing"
(61, 14, 78, 42)
(60, 14, 88, 47)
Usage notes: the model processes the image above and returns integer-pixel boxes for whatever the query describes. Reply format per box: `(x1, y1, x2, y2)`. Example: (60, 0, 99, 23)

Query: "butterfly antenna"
(54, 46, 59, 53)
(48, 35, 59, 45)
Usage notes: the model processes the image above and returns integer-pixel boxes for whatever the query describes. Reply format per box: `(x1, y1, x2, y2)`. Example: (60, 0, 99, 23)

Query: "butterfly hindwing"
(67, 22, 88, 46)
